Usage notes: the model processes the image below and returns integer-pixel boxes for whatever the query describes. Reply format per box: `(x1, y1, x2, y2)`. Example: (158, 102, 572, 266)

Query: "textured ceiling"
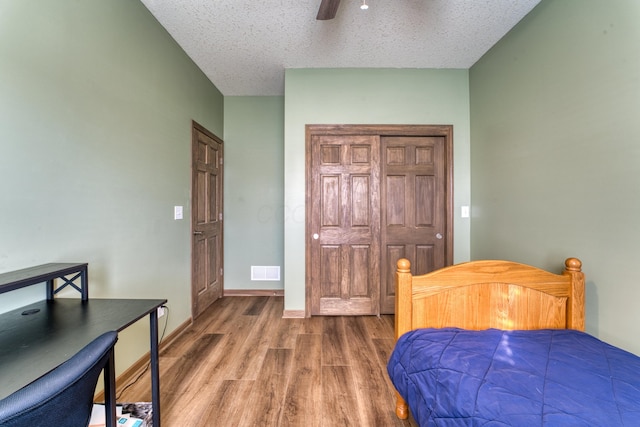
(139, 0, 541, 96)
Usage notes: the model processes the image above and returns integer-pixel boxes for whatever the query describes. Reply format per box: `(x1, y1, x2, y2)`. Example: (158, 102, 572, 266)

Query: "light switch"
(461, 206, 470, 218)
(174, 206, 183, 220)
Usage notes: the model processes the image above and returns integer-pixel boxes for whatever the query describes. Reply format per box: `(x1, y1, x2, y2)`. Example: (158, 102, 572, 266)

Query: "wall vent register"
(251, 266, 281, 281)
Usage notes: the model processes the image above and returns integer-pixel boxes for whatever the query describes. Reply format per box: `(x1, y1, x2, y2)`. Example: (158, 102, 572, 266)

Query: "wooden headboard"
(394, 257, 585, 340)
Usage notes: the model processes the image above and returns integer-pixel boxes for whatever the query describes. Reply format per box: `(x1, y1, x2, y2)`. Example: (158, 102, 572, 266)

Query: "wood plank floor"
(117, 296, 418, 426)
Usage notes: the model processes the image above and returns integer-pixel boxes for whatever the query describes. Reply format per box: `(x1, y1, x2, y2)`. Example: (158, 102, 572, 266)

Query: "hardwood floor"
(117, 296, 418, 426)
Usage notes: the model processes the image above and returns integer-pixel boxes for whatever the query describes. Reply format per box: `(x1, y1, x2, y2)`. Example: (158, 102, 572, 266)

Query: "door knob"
(193, 231, 203, 235)
(313, 233, 319, 240)
(435, 233, 443, 239)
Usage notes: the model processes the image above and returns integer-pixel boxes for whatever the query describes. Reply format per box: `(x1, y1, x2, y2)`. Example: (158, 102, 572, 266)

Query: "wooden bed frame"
(392, 257, 585, 420)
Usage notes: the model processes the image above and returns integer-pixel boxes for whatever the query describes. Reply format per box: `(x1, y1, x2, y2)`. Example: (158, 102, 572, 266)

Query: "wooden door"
(306, 125, 452, 317)
(379, 136, 451, 313)
(308, 134, 381, 315)
(191, 122, 224, 318)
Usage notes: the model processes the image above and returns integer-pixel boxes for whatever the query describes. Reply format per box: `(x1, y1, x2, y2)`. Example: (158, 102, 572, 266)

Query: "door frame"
(305, 124, 454, 316)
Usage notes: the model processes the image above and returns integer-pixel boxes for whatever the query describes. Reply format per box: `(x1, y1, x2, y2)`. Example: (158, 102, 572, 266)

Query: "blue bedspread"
(387, 328, 640, 426)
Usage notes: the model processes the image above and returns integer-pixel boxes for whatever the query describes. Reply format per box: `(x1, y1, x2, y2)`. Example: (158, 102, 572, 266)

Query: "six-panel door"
(309, 134, 381, 315)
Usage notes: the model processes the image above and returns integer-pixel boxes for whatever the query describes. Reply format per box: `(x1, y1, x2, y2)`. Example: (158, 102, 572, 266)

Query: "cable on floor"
(116, 304, 169, 400)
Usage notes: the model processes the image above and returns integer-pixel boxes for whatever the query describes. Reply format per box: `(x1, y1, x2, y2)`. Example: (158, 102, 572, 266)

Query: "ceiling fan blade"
(317, 0, 340, 20)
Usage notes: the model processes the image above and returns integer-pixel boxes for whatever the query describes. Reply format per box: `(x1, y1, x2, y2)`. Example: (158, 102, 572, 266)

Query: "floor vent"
(251, 266, 281, 281)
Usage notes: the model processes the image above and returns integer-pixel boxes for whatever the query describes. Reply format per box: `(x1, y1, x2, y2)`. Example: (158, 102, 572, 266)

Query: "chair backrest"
(0, 331, 118, 427)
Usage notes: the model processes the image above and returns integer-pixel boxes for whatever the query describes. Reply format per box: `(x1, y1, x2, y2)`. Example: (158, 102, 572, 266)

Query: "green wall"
(224, 96, 285, 291)
(284, 68, 472, 313)
(7, 0, 638, 380)
(0, 1, 223, 374)
(470, 0, 640, 353)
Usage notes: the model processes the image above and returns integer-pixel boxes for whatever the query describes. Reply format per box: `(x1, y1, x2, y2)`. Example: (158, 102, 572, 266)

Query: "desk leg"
(80, 266, 89, 301)
(150, 311, 161, 427)
(46, 279, 54, 300)
(104, 349, 117, 427)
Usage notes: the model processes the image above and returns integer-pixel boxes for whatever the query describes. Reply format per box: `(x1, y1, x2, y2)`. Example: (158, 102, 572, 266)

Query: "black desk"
(0, 298, 166, 426)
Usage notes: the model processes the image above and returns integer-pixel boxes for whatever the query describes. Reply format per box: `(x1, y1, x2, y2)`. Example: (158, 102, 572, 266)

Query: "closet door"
(306, 125, 452, 316)
(380, 136, 449, 314)
(309, 134, 381, 315)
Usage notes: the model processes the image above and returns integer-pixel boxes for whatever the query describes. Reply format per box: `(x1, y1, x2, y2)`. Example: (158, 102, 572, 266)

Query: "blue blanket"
(387, 328, 640, 426)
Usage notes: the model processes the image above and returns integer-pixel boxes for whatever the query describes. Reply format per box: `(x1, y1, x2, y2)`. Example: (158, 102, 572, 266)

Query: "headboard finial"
(397, 258, 411, 273)
(565, 258, 582, 272)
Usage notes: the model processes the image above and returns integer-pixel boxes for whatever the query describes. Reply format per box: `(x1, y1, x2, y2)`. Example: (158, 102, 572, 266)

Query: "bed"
(387, 257, 640, 426)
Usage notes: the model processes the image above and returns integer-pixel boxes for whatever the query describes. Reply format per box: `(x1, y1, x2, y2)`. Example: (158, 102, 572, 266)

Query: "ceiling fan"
(316, 0, 341, 20)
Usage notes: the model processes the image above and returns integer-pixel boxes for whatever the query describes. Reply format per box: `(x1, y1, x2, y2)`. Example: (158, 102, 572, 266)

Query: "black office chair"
(0, 331, 118, 427)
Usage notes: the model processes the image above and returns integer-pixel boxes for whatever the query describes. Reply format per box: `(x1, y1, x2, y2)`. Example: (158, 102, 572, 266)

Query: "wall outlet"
(157, 306, 166, 318)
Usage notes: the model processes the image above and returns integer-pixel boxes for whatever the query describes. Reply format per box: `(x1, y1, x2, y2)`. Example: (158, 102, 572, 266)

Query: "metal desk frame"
(0, 263, 89, 301)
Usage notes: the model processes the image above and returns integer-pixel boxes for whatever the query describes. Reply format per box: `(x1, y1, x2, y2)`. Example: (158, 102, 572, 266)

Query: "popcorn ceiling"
(140, 0, 540, 96)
